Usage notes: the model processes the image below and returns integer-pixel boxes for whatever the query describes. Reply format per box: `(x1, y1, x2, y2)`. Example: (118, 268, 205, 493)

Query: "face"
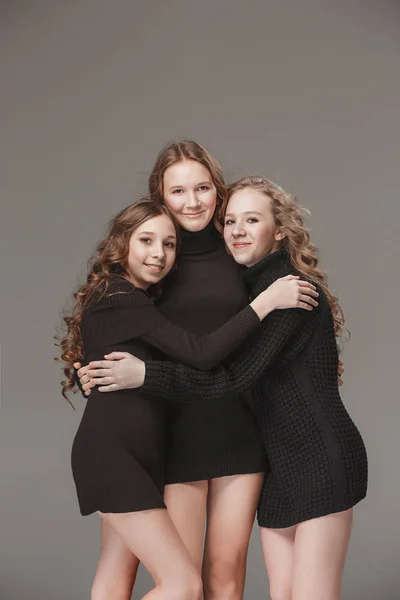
(163, 159, 217, 232)
(223, 189, 285, 267)
(126, 214, 177, 289)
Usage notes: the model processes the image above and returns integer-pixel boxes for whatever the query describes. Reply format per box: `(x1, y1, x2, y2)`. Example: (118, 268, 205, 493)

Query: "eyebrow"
(138, 231, 177, 239)
(225, 211, 264, 217)
(168, 180, 212, 190)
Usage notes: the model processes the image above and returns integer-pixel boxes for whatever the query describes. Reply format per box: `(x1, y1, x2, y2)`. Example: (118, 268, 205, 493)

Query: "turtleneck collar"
(243, 247, 293, 296)
(180, 222, 221, 255)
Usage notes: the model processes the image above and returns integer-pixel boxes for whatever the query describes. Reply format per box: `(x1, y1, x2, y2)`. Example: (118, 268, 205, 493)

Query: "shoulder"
(86, 276, 151, 310)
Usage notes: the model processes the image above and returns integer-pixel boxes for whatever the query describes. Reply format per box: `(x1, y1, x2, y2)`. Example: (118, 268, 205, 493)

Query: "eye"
(247, 217, 259, 223)
(198, 185, 210, 192)
(225, 219, 234, 226)
(164, 241, 176, 249)
(140, 237, 151, 244)
(172, 188, 184, 195)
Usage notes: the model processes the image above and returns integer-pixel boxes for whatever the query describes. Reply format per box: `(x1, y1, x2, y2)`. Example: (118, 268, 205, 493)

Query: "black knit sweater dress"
(141, 249, 368, 528)
(71, 275, 261, 515)
(155, 224, 267, 484)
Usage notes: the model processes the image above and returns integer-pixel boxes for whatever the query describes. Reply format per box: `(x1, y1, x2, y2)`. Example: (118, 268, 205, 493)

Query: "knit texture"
(154, 223, 267, 483)
(143, 248, 368, 526)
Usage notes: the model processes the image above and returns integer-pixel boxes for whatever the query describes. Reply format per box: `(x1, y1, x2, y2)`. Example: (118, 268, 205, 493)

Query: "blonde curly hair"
(219, 175, 345, 339)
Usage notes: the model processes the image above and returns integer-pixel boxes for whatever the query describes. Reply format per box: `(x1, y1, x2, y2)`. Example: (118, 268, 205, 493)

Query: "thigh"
(164, 480, 208, 572)
(203, 473, 264, 575)
(92, 520, 139, 598)
(260, 525, 296, 600)
(292, 509, 353, 600)
(99, 507, 199, 586)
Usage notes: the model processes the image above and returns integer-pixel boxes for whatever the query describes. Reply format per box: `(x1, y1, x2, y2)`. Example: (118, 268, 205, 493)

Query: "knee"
(165, 572, 202, 600)
(269, 581, 292, 600)
(203, 555, 245, 598)
(91, 579, 131, 600)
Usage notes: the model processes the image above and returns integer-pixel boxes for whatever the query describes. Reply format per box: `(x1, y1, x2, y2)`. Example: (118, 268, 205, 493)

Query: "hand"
(83, 351, 146, 392)
(73, 362, 91, 396)
(338, 360, 344, 387)
(266, 275, 319, 311)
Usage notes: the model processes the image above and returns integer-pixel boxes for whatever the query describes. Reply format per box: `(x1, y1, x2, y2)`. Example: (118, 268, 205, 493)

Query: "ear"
(274, 228, 286, 241)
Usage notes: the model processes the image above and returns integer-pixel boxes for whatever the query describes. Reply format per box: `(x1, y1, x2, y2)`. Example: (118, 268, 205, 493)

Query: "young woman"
(87, 177, 367, 600)
(75, 140, 321, 600)
(63, 197, 318, 599)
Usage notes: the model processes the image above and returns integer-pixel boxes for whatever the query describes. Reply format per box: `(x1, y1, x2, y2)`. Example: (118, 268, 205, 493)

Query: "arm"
(142, 301, 323, 402)
(79, 275, 318, 394)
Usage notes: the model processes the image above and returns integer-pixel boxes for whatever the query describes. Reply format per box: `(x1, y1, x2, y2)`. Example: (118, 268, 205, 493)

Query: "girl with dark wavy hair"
(75, 142, 321, 600)
(90, 177, 367, 600)
(60, 195, 317, 599)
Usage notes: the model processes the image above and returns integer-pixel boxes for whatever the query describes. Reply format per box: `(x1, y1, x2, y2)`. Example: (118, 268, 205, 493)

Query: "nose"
(151, 242, 166, 260)
(185, 191, 201, 209)
(232, 222, 246, 237)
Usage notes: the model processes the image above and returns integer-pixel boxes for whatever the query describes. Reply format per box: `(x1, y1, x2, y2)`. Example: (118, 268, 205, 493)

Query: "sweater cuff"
(142, 361, 166, 396)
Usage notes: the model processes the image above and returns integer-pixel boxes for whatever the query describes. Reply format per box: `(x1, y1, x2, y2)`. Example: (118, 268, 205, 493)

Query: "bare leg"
(91, 520, 139, 600)
(97, 508, 202, 600)
(164, 481, 208, 574)
(291, 509, 353, 600)
(203, 473, 264, 600)
(260, 525, 296, 600)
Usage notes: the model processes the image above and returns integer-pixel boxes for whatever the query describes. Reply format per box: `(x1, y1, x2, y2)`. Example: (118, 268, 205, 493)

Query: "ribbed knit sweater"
(142, 249, 368, 526)
(154, 223, 267, 483)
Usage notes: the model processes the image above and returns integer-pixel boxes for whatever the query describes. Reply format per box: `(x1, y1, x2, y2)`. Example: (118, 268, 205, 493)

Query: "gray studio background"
(1, 1, 399, 599)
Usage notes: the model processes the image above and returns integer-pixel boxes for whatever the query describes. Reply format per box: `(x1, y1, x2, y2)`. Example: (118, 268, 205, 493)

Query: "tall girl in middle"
(76, 139, 317, 599)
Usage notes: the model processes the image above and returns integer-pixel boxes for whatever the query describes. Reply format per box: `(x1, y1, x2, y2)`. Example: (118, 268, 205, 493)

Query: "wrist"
(250, 295, 275, 320)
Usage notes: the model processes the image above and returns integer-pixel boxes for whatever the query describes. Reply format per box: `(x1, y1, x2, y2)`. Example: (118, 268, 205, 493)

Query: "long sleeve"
(142, 301, 323, 401)
(81, 277, 261, 370)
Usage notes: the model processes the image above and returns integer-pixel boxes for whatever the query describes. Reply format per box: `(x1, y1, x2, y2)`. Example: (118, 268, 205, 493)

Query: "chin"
(230, 253, 250, 265)
(180, 213, 213, 232)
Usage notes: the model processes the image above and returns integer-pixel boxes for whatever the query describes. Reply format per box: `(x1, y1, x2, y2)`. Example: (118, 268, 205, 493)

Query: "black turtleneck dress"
(142, 249, 368, 528)
(72, 275, 261, 515)
(155, 224, 267, 484)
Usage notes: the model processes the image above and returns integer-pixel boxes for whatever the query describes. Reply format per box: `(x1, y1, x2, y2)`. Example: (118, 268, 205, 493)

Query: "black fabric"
(72, 274, 262, 514)
(155, 223, 267, 483)
(143, 249, 368, 527)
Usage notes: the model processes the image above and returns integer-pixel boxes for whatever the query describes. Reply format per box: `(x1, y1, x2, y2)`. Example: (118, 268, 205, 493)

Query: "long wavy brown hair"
(149, 139, 227, 231)
(55, 198, 179, 406)
(220, 176, 346, 339)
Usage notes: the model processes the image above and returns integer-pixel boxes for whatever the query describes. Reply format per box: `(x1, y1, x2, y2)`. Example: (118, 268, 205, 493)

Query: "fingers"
(88, 360, 115, 370)
(298, 301, 314, 311)
(87, 369, 113, 378)
(77, 366, 88, 378)
(73, 362, 82, 370)
(103, 352, 130, 360)
(338, 376, 343, 387)
(280, 274, 300, 281)
(88, 377, 114, 386)
(299, 293, 318, 307)
(298, 281, 317, 292)
(98, 384, 119, 392)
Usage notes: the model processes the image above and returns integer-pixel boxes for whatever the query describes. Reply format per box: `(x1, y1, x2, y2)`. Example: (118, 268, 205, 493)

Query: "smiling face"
(126, 214, 177, 289)
(223, 188, 285, 267)
(162, 159, 217, 232)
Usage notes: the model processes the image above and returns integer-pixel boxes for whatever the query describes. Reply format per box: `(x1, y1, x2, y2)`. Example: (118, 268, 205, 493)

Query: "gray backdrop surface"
(1, 1, 399, 598)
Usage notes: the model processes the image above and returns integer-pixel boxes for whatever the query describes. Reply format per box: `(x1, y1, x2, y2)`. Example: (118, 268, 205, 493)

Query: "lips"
(144, 264, 164, 273)
(233, 242, 251, 249)
(182, 211, 205, 218)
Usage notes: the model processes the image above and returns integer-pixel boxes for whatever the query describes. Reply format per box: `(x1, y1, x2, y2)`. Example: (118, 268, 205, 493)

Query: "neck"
(180, 221, 221, 255)
(243, 247, 293, 296)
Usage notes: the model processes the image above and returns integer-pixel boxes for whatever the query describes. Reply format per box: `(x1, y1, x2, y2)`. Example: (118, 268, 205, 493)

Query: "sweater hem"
(165, 436, 267, 484)
(257, 492, 367, 529)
